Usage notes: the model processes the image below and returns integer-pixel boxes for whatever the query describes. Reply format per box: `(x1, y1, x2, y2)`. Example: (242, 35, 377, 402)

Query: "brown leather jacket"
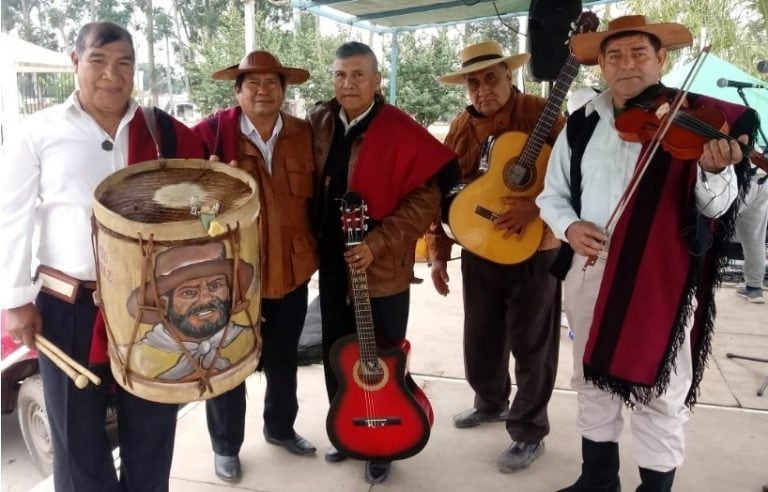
(426, 88, 565, 262)
(308, 98, 444, 297)
(236, 112, 318, 299)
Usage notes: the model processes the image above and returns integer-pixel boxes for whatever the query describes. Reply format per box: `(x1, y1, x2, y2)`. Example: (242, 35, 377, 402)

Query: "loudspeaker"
(527, 0, 582, 82)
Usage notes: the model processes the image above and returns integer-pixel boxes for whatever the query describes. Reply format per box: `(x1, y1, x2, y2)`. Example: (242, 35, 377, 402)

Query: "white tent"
(0, 33, 72, 144)
(663, 53, 768, 148)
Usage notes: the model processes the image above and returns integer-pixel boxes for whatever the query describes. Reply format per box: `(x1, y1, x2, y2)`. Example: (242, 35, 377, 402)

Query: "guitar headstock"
(568, 11, 600, 40)
(339, 192, 368, 247)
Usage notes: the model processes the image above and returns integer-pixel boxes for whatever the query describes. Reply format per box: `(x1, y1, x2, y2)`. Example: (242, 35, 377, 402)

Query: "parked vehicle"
(1, 310, 53, 476)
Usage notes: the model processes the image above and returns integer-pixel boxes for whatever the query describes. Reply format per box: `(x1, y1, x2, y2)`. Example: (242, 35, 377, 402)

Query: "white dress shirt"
(0, 93, 140, 309)
(240, 112, 282, 173)
(537, 89, 737, 242)
(339, 101, 376, 134)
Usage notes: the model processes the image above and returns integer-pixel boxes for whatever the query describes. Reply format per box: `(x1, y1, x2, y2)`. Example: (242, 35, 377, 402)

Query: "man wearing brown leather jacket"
(307, 41, 459, 485)
(193, 51, 319, 483)
(426, 40, 565, 474)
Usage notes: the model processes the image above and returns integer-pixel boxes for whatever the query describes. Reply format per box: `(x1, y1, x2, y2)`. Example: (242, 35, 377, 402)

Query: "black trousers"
(318, 262, 409, 403)
(206, 283, 308, 455)
(37, 291, 178, 492)
(461, 248, 561, 443)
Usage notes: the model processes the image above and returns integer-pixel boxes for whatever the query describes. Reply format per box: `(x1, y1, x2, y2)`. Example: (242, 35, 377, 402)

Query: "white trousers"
(734, 173, 768, 288)
(563, 255, 693, 472)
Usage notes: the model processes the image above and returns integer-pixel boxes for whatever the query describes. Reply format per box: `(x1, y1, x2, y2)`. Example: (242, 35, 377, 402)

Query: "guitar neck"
(348, 266, 379, 365)
(519, 53, 581, 166)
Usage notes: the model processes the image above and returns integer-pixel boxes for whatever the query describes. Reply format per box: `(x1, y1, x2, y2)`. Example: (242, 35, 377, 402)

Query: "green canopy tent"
(662, 53, 768, 148)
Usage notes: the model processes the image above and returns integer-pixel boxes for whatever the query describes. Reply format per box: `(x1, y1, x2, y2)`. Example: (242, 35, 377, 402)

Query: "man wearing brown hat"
(426, 40, 564, 474)
(537, 15, 759, 491)
(193, 51, 319, 482)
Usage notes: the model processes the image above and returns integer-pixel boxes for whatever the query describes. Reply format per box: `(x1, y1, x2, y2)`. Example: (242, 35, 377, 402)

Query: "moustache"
(188, 298, 227, 316)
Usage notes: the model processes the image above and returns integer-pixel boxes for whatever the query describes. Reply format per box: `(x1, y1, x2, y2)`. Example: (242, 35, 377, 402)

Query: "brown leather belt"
(37, 265, 97, 304)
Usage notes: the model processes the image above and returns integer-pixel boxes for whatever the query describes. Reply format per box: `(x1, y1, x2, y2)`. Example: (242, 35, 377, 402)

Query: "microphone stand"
(735, 87, 768, 155)
(727, 86, 768, 398)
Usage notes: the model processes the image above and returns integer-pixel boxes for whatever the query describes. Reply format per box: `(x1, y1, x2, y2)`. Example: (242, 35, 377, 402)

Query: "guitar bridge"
(474, 206, 499, 222)
(352, 417, 403, 427)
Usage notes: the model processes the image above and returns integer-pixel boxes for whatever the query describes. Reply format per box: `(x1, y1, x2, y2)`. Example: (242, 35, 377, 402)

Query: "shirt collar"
(240, 111, 283, 143)
(67, 91, 139, 124)
(585, 89, 616, 123)
(339, 101, 376, 134)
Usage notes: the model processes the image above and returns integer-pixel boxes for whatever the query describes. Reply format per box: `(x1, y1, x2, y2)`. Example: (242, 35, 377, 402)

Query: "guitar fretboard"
(348, 266, 381, 372)
(515, 53, 581, 173)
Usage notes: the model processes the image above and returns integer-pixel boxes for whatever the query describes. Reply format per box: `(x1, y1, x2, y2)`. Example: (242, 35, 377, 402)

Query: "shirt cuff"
(0, 278, 43, 310)
(554, 215, 580, 242)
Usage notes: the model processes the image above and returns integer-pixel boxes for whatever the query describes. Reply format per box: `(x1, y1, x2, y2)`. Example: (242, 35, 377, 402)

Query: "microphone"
(101, 140, 114, 151)
(758, 60, 768, 73)
(716, 78, 767, 89)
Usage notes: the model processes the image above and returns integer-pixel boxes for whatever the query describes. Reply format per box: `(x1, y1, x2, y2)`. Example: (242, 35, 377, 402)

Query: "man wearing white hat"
(193, 51, 319, 482)
(426, 40, 565, 473)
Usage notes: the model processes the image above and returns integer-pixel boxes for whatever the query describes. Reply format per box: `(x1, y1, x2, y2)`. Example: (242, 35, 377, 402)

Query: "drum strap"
(141, 106, 163, 159)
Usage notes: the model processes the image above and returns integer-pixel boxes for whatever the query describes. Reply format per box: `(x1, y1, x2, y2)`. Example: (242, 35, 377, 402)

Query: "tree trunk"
(170, 0, 192, 96)
(146, 0, 159, 107)
(165, 35, 174, 115)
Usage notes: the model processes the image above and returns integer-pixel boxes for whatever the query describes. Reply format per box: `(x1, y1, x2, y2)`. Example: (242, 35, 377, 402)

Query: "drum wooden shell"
(92, 159, 261, 403)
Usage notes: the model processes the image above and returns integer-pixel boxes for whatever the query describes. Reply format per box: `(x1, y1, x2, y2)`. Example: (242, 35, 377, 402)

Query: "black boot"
(556, 437, 621, 492)
(636, 467, 675, 492)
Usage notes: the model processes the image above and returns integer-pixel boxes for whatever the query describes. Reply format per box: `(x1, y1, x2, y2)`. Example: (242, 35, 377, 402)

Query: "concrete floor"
(15, 260, 768, 492)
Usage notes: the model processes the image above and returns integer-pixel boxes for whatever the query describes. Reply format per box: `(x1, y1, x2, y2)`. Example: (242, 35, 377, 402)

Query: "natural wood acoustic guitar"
(447, 12, 600, 264)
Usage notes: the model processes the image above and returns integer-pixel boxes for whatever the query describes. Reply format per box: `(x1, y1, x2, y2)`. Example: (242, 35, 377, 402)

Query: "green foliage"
(625, 0, 767, 78)
(183, 6, 346, 115)
(267, 12, 348, 106)
(384, 30, 466, 127)
(183, 6, 244, 115)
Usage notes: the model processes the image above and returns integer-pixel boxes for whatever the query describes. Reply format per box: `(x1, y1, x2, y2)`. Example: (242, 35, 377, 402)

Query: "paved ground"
(4, 259, 767, 492)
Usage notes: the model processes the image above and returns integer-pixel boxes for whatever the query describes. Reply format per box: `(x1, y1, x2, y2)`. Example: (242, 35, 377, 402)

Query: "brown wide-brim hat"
(438, 41, 530, 84)
(126, 243, 255, 325)
(571, 15, 693, 66)
(212, 50, 310, 85)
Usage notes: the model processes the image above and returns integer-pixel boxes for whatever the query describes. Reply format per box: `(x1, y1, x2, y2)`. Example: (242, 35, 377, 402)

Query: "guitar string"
(508, 55, 580, 186)
(354, 267, 378, 423)
(343, 212, 373, 423)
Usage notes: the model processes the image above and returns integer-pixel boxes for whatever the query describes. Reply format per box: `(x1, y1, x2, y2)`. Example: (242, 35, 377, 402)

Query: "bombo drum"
(92, 159, 261, 403)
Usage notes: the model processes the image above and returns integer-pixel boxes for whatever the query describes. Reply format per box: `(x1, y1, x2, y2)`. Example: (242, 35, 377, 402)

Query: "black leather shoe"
(264, 430, 316, 456)
(214, 453, 242, 483)
(497, 441, 545, 473)
(453, 407, 508, 429)
(324, 445, 347, 463)
(364, 460, 391, 484)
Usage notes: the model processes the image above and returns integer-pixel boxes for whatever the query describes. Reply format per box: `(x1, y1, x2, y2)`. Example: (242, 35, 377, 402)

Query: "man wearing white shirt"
(537, 15, 759, 492)
(0, 22, 205, 492)
(192, 51, 319, 483)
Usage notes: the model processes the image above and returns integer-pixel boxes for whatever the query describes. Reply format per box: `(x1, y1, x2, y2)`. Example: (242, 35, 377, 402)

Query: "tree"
(183, 4, 345, 115)
(137, 0, 159, 106)
(184, 5, 245, 115)
(626, 0, 766, 77)
(385, 29, 466, 127)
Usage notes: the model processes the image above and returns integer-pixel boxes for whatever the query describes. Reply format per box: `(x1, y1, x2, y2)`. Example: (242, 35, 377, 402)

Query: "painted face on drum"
(236, 72, 285, 122)
(166, 274, 232, 339)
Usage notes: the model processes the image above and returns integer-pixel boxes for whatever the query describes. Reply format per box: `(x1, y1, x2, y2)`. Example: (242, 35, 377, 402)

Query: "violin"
(615, 85, 768, 172)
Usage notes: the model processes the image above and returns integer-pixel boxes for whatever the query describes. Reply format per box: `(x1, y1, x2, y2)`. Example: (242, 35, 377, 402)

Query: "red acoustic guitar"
(326, 192, 433, 461)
